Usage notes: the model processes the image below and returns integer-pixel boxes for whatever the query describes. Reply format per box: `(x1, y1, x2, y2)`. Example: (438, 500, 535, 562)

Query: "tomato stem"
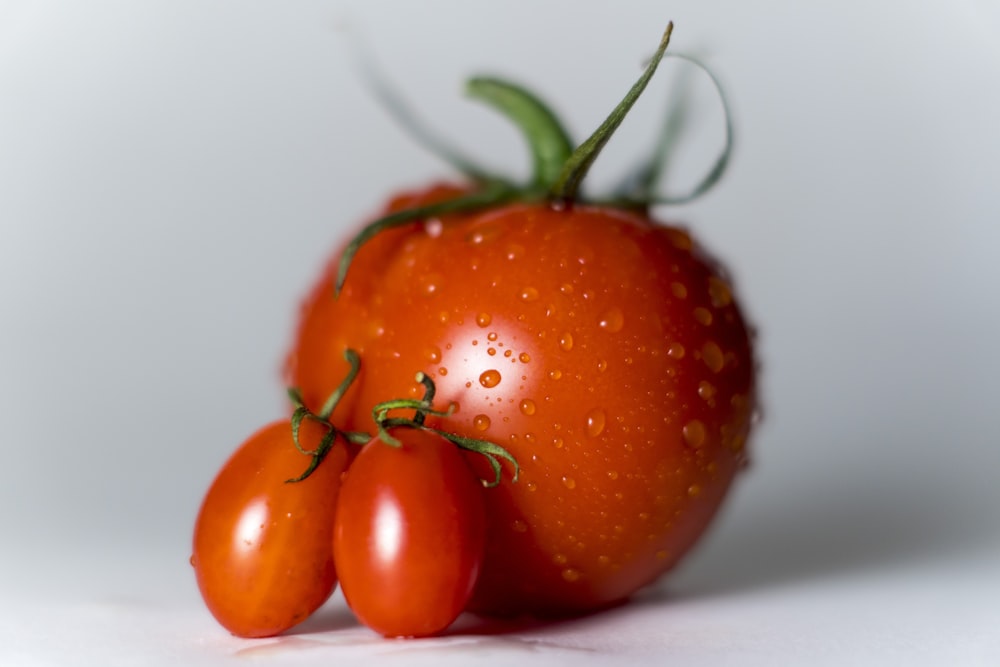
(466, 77, 574, 190)
(335, 183, 516, 296)
(549, 23, 674, 205)
(370, 373, 519, 487)
(286, 348, 370, 483)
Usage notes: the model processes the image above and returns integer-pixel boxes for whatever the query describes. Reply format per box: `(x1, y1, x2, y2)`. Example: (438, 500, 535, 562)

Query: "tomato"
(191, 418, 349, 637)
(333, 428, 486, 637)
(286, 26, 755, 616)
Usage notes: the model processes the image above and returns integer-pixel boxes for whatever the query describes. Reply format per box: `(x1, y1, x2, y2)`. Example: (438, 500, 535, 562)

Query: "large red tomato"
(286, 25, 755, 616)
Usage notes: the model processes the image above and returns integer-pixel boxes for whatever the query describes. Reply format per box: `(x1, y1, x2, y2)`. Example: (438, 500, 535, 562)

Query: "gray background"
(2, 1, 998, 664)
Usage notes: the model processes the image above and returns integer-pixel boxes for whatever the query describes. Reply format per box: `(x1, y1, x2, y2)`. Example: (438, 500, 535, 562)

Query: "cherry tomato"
(191, 419, 349, 637)
(333, 428, 486, 637)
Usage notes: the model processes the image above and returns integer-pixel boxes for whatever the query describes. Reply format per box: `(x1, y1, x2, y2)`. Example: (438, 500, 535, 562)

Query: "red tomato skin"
(191, 419, 349, 637)
(291, 183, 755, 615)
(333, 429, 486, 638)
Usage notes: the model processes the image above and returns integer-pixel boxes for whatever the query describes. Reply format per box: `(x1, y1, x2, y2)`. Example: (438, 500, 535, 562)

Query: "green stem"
(550, 23, 674, 204)
(466, 77, 575, 190)
(335, 183, 516, 296)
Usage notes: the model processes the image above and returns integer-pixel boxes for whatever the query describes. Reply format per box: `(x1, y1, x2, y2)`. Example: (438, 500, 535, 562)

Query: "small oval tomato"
(333, 428, 486, 638)
(191, 419, 349, 637)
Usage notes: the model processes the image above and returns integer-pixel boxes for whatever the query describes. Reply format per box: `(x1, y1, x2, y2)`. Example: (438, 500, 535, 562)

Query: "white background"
(2, 1, 999, 665)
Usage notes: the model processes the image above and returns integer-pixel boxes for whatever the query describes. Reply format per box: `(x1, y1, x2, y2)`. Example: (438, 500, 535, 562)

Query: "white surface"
(2, 1, 999, 665)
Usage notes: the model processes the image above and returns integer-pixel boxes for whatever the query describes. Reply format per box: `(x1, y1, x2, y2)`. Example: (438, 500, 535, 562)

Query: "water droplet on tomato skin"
(559, 332, 574, 351)
(561, 568, 581, 582)
(562, 476, 577, 490)
(702, 341, 725, 373)
(487, 332, 498, 342)
(473, 414, 491, 431)
(683, 420, 707, 448)
(511, 519, 528, 533)
(425, 346, 442, 363)
(519, 352, 531, 363)
(479, 370, 502, 388)
(671, 282, 688, 299)
(476, 312, 492, 327)
(520, 286, 539, 302)
(667, 343, 685, 359)
(698, 381, 716, 403)
(487, 348, 497, 356)
(687, 484, 702, 498)
(586, 409, 607, 437)
(694, 307, 713, 326)
(598, 307, 624, 332)
(548, 369, 562, 380)
(519, 399, 537, 416)
(708, 276, 733, 307)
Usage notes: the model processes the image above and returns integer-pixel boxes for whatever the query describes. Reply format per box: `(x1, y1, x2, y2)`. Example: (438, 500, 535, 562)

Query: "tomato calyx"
(335, 22, 733, 295)
(286, 348, 370, 483)
(370, 372, 519, 488)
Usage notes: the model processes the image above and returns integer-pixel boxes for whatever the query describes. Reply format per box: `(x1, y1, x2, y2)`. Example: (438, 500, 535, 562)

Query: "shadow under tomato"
(654, 444, 999, 602)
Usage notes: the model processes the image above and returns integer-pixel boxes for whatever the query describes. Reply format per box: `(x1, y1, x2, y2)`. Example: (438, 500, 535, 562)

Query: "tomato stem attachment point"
(370, 373, 519, 487)
(286, 348, 370, 483)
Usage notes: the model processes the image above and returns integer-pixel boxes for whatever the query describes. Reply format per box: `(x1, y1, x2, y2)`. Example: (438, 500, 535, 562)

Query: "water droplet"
(656, 549, 670, 561)
(597, 359, 607, 372)
(561, 568, 581, 582)
(487, 331, 499, 342)
(487, 347, 497, 356)
(504, 349, 513, 358)
(671, 282, 688, 299)
(666, 228, 693, 250)
(476, 312, 492, 327)
(520, 286, 539, 302)
(702, 341, 725, 373)
(553, 553, 568, 565)
(597, 555, 611, 566)
(548, 369, 563, 380)
(511, 519, 528, 533)
(683, 420, 707, 448)
(560, 283, 574, 294)
(473, 414, 491, 431)
(526, 481, 538, 492)
(421, 274, 442, 296)
(586, 409, 606, 437)
(562, 476, 577, 490)
(424, 218, 443, 237)
(667, 342, 686, 359)
(519, 352, 531, 363)
(479, 370, 502, 388)
(559, 332, 575, 351)
(607, 470, 619, 480)
(698, 381, 716, 402)
(437, 367, 448, 376)
(552, 437, 564, 449)
(425, 346, 442, 363)
(694, 307, 713, 326)
(598, 307, 624, 332)
(708, 276, 733, 307)
(687, 484, 702, 498)
(519, 399, 537, 416)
